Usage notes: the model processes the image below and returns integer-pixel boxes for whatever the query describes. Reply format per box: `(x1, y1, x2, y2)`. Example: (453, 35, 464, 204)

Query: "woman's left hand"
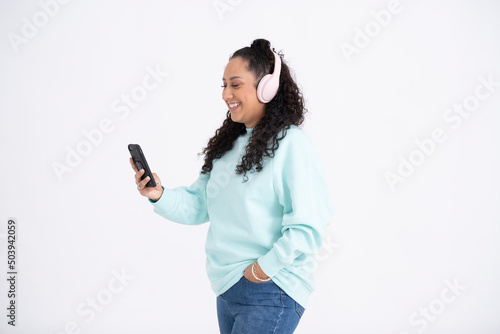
(244, 262, 270, 283)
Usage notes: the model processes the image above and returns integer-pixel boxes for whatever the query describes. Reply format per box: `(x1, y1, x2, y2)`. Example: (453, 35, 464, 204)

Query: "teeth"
(229, 103, 240, 108)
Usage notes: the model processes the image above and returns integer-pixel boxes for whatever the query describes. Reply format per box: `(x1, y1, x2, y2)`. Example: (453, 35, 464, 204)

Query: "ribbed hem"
(272, 271, 312, 309)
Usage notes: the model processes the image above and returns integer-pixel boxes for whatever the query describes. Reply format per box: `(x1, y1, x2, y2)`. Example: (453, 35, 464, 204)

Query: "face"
(222, 57, 266, 128)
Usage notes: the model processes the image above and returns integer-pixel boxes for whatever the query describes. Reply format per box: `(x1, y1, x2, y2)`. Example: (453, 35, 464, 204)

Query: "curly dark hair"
(199, 38, 307, 181)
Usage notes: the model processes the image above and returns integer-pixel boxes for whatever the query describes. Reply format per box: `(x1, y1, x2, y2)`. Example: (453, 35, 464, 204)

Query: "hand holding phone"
(128, 144, 156, 187)
(128, 144, 164, 202)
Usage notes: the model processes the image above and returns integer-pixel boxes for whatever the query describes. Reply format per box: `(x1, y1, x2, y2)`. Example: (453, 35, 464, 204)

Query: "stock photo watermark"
(285, 233, 340, 292)
(385, 73, 499, 191)
(213, 0, 244, 21)
(311, 234, 340, 266)
(51, 64, 169, 183)
(340, 0, 409, 63)
(398, 278, 466, 333)
(48, 268, 134, 334)
(7, 0, 73, 54)
(5, 218, 18, 326)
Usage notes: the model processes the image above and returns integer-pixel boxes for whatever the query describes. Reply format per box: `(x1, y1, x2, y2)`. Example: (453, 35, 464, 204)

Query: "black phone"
(128, 144, 156, 187)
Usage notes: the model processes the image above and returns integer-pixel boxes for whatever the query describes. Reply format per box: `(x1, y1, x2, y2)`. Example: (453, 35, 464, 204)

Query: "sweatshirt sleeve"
(148, 170, 210, 225)
(258, 130, 334, 278)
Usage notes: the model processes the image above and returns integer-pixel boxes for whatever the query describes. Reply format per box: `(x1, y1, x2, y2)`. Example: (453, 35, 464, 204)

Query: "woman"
(130, 39, 334, 333)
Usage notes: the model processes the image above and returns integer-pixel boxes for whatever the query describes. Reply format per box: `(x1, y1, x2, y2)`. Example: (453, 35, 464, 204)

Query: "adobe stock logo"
(399, 278, 466, 334)
(339, 0, 406, 63)
(48, 268, 134, 334)
(213, 0, 244, 21)
(385, 74, 499, 191)
(52, 64, 169, 183)
(7, 0, 73, 54)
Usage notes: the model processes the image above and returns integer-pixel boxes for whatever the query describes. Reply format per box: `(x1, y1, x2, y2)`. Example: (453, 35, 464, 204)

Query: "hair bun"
(250, 39, 273, 58)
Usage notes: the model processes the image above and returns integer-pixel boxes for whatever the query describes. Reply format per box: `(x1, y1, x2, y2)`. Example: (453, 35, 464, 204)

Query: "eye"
(221, 84, 241, 89)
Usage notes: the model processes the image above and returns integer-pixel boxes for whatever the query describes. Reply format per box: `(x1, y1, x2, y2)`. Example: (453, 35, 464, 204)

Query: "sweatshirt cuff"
(148, 186, 177, 213)
(258, 248, 286, 278)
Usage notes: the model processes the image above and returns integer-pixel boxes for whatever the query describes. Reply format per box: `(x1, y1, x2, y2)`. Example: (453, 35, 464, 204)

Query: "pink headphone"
(256, 51, 282, 103)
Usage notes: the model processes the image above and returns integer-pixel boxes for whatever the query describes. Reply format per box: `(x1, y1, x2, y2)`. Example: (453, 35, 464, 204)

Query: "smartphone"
(128, 144, 157, 187)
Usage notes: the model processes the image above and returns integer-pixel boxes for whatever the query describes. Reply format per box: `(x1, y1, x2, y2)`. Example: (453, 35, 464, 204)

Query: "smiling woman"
(130, 38, 334, 334)
(202, 38, 308, 182)
(221, 57, 266, 128)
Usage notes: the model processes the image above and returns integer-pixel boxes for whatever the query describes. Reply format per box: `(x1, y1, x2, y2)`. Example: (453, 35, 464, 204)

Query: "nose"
(222, 87, 233, 102)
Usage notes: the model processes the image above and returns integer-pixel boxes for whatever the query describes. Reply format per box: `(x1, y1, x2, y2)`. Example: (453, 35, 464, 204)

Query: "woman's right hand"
(129, 157, 164, 202)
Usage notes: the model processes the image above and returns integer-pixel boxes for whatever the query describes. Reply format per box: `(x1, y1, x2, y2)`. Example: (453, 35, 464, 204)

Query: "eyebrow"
(222, 76, 244, 81)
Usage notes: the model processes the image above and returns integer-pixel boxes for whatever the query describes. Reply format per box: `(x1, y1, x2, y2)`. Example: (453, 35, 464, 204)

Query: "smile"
(229, 102, 241, 111)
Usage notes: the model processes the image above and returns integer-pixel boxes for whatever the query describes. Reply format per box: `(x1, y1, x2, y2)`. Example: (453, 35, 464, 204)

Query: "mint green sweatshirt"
(150, 125, 334, 308)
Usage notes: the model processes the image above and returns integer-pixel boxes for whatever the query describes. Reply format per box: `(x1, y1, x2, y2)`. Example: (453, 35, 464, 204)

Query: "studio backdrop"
(1, 0, 499, 333)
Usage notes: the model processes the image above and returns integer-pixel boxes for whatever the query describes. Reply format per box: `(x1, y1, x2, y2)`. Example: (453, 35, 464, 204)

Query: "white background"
(1, 0, 499, 333)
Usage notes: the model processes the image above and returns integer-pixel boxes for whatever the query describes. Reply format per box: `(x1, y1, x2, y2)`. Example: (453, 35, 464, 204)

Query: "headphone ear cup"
(256, 51, 282, 103)
(257, 74, 274, 103)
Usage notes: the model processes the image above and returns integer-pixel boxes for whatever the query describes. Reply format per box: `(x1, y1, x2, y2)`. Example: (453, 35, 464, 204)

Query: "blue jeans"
(216, 276, 305, 334)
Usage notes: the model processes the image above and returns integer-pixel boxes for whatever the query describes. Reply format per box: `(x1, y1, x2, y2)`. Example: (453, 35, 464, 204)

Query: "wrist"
(150, 186, 164, 202)
(255, 261, 269, 278)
